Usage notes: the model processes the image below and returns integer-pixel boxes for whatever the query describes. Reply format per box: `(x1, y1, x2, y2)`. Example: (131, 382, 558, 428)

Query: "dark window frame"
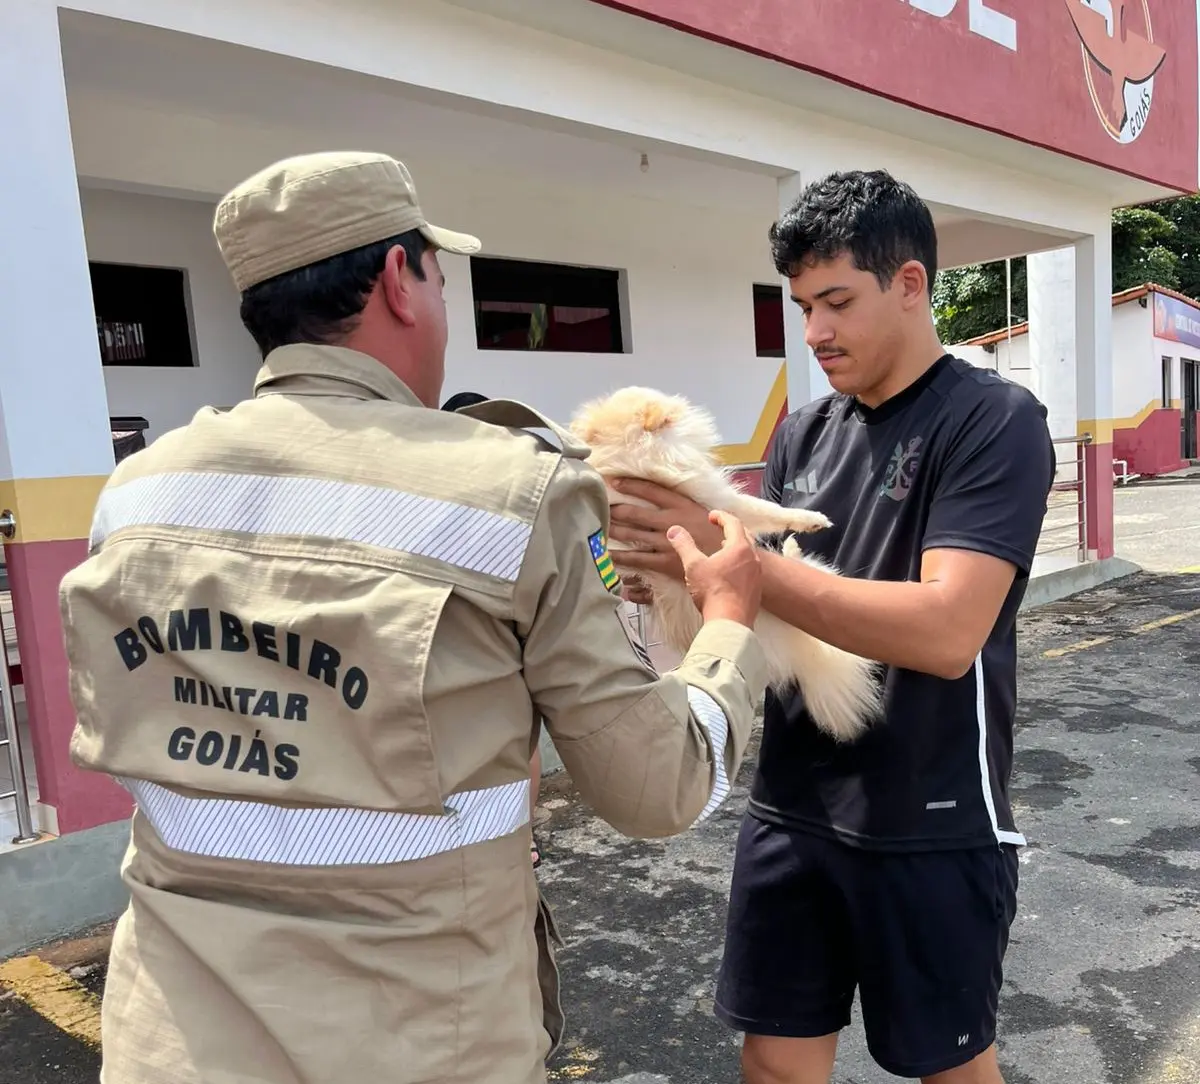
(469, 255, 627, 354)
(89, 261, 197, 369)
(753, 282, 785, 359)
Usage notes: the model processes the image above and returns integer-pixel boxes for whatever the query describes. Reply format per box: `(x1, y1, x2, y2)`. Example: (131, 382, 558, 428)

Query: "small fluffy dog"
(570, 386, 883, 743)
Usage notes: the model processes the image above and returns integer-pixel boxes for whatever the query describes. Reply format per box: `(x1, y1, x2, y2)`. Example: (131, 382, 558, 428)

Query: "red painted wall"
(1113, 408, 1188, 477)
(731, 466, 765, 497)
(589, 0, 1199, 192)
(7, 539, 133, 834)
(729, 397, 791, 496)
(1084, 441, 1116, 559)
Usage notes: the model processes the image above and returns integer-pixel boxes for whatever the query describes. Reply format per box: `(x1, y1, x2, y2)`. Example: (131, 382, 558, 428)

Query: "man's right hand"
(665, 510, 762, 629)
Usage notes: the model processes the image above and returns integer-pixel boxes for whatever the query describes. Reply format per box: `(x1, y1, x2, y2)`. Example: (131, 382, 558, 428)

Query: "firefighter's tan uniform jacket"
(61, 343, 767, 1084)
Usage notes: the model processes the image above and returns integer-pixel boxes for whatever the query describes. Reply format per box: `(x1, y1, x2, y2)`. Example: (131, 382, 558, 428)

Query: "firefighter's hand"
(665, 510, 762, 628)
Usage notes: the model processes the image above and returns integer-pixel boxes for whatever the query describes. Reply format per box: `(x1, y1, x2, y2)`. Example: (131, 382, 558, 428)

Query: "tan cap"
(213, 151, 482, 292)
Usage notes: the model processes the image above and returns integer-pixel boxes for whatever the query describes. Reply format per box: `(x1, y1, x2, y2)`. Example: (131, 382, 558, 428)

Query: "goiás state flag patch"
(588, 529, 621, 594)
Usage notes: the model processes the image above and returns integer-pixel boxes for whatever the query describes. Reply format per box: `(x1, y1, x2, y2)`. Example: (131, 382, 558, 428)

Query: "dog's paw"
(787, 510, 832, 534)
(781, 535, 801, 560)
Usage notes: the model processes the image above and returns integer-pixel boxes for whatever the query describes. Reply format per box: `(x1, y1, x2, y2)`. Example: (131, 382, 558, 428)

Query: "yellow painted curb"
(0, 954, 102, 1047)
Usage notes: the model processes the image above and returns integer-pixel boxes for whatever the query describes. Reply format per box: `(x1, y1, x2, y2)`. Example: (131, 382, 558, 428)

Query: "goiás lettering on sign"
(112, 607, 371, 711)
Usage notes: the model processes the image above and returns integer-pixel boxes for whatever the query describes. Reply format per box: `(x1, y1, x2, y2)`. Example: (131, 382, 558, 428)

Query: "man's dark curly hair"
(768, 170, 938, 298)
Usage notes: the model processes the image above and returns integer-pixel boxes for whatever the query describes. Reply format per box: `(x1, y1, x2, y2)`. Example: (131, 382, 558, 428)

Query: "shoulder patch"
(457, 398, 591, 460)
(588, 529, 622, 594)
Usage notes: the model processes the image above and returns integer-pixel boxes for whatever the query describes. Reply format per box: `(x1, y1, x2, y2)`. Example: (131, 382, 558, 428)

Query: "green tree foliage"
(934, 196, 1200, 344)
(1156, 196, 1200, 299)
(932, 259, 1026, 346)
(1110, 207, 1178, 293)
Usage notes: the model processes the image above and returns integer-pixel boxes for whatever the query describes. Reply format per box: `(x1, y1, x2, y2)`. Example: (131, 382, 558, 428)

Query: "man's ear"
(896, 259, 930, 311)
(380, 244, 418, 327)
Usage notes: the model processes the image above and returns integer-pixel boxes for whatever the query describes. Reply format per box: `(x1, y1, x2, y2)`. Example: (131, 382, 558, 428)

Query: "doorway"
(1183, 358, 1200, 460)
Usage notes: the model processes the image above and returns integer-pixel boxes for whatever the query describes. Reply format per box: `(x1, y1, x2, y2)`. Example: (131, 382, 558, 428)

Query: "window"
(90, 262, 196, 368)
(1162, 356, 1174, 407)
(753, 284, 785, 358)
(470, 257, 625, 352)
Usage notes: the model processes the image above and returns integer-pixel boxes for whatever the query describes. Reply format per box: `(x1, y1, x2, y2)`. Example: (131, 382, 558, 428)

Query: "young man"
(608, 170, 1056, 1084)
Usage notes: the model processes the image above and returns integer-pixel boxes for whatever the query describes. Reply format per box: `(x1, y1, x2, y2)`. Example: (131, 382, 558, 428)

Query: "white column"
(0, 2, 125, 838)
(1027, 247, 1078, 471)
(777, 173, 833, 408)
(1075, 229, 1115, 560)
(1074, 232, 1114, 442)
(0, 3, 113, 483)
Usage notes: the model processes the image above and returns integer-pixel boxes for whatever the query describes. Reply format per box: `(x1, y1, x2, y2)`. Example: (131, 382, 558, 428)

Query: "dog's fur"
(570, 385, 883, 743)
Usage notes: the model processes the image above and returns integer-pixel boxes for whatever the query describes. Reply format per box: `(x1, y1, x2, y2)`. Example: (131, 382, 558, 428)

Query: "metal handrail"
(0, 598, 37, 844)
(0, 509, 37, 844)
(629, 602, 658, 650)
(1039, 433, 1092, 561)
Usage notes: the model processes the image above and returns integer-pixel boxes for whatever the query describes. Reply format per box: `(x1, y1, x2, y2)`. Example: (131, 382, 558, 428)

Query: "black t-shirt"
(749, 354, 1055, 852)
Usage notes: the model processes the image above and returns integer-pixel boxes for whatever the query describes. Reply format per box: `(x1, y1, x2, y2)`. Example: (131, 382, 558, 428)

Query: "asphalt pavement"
(1111, 470, 1200, 573)
(536, 568, 1200, 1084)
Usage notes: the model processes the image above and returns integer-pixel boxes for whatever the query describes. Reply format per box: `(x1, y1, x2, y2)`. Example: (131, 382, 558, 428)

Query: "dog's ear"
(572, 419, 597, 444)
(636, 399, 681, 433)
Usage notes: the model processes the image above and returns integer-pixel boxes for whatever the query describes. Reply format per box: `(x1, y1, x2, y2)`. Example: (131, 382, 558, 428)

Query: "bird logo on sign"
(1065, 0, 1166, 143)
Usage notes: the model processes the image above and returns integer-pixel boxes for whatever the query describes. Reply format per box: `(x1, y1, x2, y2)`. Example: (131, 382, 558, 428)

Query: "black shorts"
(714, 814, 1020, 1079)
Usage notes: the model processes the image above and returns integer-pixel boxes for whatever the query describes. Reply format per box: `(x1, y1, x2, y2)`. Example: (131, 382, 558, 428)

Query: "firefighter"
(60, 150, 767, 1084)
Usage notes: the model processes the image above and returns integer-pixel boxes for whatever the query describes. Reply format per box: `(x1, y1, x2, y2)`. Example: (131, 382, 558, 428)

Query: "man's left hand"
(607, 480, 723, 582)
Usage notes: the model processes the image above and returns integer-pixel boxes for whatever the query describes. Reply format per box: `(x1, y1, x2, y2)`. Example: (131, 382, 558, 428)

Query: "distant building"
(958, 283, 1200, 479)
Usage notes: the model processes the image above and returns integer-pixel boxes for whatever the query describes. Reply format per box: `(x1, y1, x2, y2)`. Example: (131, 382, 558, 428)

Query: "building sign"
(587, 0, 1198, 191)
(1152, 291, 1200, 351)
(1067, 1, 1165, 146)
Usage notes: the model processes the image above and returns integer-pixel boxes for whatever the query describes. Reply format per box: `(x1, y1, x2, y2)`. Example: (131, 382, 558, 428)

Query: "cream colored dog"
(570, 385, 883, 743)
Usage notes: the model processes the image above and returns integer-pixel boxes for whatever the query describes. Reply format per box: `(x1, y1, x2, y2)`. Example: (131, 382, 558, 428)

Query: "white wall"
(79, 171, 783, 447)
(55, 0, 1126, 235)
(438, 169, 780, 436)
(954, 341, 994, 371)
(81, 188, 258, 441)
(957, 337, 1038, 397)
(1112, 302, 1153, 420)
(957, 299, 1161, 432)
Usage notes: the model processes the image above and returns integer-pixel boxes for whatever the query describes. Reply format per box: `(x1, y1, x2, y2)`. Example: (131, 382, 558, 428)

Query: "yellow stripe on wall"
(714, 364, 788, 466)
(1077, 398, 1182, 445)
(0, 475, 108, 544)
